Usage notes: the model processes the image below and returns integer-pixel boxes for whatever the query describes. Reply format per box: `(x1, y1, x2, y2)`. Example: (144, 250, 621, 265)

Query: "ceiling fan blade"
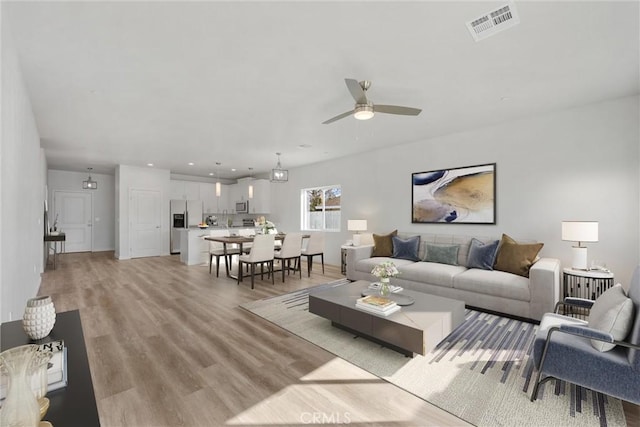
(345, 78, 368, 104)
(322, 110, 355, 124)
(375, 105, 422, 116)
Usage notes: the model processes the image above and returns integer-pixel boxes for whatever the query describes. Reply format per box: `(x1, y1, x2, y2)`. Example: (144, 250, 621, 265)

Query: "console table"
(44, 233, 66, 270)
(1, 310, 101, 426)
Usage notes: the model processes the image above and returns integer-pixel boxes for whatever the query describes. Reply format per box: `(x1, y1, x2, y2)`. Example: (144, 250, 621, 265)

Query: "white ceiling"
(4, 1, 639, 180)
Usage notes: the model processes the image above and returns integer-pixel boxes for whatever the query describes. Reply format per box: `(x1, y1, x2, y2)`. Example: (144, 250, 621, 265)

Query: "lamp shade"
(347, 220, 367, 232)
(561, 221, 599, 244)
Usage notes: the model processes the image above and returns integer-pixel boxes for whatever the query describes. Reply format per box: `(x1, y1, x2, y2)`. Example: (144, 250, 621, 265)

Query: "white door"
(54, 191, 92, 253)
(130, 189, 162, 258)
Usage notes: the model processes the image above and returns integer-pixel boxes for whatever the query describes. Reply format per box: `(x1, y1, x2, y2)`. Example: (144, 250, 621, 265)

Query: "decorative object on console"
(391, 235, 420, 261)
(371, 261, 400, 296)
(561, 221, 598, 270)
(23, 296, 56, 340)
(270, 152, 288, 183)
(347, 219, 367, 246)
(466, 238, 499, 270)
(371, 230, 397, 257)
(412, 163, 495, 224)
(424, 243, 460, 266)
(493, 234, 543, 278)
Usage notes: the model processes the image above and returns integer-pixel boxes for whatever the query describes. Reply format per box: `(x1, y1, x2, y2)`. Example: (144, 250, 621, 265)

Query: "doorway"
(53, 191, 93, 253)
(129, 189, 162, 258)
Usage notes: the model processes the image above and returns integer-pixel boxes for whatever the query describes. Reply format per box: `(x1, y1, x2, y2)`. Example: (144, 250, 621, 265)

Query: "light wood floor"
(38, 252, 638, 427)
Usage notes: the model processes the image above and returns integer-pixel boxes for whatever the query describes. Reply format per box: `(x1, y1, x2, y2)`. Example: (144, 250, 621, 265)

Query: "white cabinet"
(170, 180, 201, 200)
(250, 179, 271, 214)
(200, 183, 217, 213)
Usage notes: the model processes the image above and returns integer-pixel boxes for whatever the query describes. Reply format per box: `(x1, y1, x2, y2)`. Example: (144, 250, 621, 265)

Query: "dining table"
(204, 233, 309, 280)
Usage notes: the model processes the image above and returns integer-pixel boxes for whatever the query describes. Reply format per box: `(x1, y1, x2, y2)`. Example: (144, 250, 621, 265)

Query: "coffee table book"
(356, 295, 400, 316)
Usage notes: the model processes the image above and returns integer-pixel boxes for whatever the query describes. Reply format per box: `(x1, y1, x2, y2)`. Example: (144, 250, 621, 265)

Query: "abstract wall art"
(412, 163, 496, 224)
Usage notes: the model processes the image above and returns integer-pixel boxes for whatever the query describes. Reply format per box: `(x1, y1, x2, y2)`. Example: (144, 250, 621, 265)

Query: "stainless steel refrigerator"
(170, 199, 203, 254)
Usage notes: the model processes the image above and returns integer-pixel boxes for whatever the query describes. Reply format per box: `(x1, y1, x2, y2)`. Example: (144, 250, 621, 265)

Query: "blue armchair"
(530, 266, 640, 404)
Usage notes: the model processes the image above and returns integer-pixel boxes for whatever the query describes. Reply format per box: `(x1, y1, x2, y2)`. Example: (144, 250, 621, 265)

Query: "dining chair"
(274, 232, 302, 282)
(238, 228, 254, 254)
(207, 231, 240, 277)
(301, 232, 325, 277)
(238, 234, 275, 289)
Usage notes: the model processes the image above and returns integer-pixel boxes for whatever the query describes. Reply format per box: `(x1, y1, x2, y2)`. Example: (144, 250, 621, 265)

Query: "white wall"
(1, 13, 47, 322)
(116, 165, 171, 259)
(272, 96, 640, 286)
(47, 170, 115, 251)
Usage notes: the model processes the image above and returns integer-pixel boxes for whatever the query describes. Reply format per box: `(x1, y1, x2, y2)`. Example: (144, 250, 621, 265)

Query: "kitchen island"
(179, 227, 256, 266)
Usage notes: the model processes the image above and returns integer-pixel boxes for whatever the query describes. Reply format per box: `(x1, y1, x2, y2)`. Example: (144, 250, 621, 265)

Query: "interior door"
(130, 189, 162, 258)
(53, 191, 92, 253)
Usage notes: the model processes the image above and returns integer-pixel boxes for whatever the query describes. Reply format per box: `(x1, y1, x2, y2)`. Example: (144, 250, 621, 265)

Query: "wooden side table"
(562, 267, 614, 318)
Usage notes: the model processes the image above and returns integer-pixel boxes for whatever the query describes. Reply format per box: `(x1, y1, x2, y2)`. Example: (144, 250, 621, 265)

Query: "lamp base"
(571, 246, 588, 270)
(352, 234, 362, 246)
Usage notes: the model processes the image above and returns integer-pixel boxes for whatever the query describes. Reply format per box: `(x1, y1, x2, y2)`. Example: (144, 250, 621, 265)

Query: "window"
(301, 185, 341, 231)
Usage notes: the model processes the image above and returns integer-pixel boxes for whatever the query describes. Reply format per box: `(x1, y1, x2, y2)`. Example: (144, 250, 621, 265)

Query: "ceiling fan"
(322, 78, 422, 124)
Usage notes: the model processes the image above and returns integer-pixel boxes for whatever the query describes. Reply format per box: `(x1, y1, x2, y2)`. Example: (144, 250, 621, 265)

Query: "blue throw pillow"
(392, 236, 420, 261)
(467, 238, 499, 270)
(423, 244, 459, 265)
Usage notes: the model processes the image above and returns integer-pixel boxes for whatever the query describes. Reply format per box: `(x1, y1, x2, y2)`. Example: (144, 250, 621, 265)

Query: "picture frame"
(412, 163, 496, 224)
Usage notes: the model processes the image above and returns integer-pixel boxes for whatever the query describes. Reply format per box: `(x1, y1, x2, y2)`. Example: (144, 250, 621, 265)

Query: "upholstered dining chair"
(274, 232, 302, 282)
(530, 265, 640, 405)
(237, 228, 254, 254)
(301, 232, 325, 277)
(207, 232, 240, 277)
(237, 234, 275, 289)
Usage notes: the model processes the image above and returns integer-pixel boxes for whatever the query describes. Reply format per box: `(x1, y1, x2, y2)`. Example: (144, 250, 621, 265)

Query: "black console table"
(1, 310, 100, 426)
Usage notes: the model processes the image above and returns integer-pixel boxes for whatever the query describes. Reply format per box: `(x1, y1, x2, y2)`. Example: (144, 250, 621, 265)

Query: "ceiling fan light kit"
(323, 78, 422, 124)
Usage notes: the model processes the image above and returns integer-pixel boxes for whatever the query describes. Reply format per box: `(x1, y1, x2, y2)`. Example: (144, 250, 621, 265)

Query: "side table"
(562, 267, 614, 318)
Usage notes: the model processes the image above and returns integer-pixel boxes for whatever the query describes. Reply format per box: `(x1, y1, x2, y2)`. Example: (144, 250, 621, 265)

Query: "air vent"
(466, 2, 520, 42)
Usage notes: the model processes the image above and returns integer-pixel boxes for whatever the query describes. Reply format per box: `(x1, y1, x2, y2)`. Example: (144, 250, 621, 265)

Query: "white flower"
(371, 261, 399, 279)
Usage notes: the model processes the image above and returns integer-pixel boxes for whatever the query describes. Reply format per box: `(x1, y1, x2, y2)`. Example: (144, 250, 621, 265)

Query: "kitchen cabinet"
(200, 183, 217, 213)
(170, 180, 201, 200)
(250, 179, 271, 214)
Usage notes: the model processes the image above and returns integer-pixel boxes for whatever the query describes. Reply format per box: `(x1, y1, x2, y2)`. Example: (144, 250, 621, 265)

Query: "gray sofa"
(345, 232, 560, 321)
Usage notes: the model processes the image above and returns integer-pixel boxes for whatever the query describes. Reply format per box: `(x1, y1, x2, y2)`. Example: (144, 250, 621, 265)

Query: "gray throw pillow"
(467, 238, 499, 270)
(423, 244, 459, 265)
(588, 284, 634, 352)
(392, 235, 420, 261)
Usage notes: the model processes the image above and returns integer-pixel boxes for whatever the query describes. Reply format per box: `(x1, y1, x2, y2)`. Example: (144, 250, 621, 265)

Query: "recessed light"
(231, 168, 236, 172)
(209, 172, 214, 176)
(188, 162, 195, 166)
(147, 163, 154, 167)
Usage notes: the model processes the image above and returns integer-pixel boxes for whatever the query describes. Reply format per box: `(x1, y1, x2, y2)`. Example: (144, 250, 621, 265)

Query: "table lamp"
(561, 221, 598, 270)
(348, 220, 367, 246)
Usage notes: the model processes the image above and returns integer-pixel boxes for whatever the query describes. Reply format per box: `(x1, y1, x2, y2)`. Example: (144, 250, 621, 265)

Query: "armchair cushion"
(588, 284, 634, 352)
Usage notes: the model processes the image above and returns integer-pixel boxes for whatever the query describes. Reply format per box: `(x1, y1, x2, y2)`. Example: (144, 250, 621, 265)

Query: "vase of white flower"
(371, 261, 399, 297)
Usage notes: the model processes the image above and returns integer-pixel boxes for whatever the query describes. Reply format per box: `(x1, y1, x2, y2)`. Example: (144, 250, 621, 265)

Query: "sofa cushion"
(392, 235, 420, 261)
(454, 268, 530, 301)
(493, 234, 543, 278)
(423, 243, 459, 265)
(371, 230, 398, 257)
(398, 262, 467, 288)
(588, 284, 635, 352)
(355, 256, 415, 275)
(467, 238, 499, 270)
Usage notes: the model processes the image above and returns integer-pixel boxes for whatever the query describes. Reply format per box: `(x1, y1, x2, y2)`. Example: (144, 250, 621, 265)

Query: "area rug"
(241, 279, 626, 427)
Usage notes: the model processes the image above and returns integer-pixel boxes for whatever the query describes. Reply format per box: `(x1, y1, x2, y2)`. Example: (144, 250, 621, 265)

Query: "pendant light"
(248, 167, 254, 199)
(270, 152, 288, 183)
(82, 167, 98, 189)
(215, 162, 221, 197)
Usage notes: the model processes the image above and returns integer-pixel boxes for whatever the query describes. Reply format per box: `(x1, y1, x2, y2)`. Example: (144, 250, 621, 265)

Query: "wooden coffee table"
(309, 280, 465, 356)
